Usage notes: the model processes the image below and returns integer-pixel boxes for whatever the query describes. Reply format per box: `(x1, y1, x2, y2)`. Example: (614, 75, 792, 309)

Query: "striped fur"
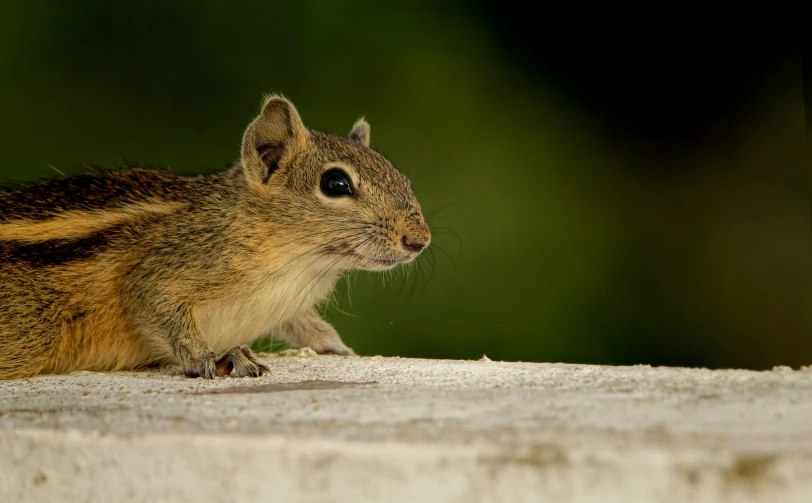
(0, 96, 430, 380)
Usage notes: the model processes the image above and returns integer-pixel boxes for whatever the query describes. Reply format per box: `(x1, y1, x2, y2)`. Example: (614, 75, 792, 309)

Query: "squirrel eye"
(320, 168, 355, 197)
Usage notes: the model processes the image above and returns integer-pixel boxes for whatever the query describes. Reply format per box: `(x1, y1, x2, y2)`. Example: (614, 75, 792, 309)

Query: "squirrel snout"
(401, 235, 428, 253)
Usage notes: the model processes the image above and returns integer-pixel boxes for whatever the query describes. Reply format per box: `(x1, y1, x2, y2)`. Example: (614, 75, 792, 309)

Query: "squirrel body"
(0, 96, 430, 380)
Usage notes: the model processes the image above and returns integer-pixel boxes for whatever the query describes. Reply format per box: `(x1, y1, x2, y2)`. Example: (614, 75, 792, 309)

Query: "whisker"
(232, 227, 373, 320)
(391, 259, 411, 306)
(429, 226, 463, 253)
(283, 235, 376, 323)
(429, 243, 458, 278)
(283, 235, 375, 319)
(416, 256, 427, 286)
(424, 247, 437, 283)
(407, 257, 420, 304)
(273, 231, 373, 311)
(345, 269, 354, 307)
(321, 276, 360, 320)
(424, 204, 451, 222)
(325, 299, 359, 319)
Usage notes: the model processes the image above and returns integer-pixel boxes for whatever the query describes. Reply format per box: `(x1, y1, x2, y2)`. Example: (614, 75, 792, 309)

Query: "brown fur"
(0, 95, 430, 380)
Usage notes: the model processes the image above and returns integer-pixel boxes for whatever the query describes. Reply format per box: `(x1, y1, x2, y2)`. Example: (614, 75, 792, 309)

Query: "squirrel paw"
(315, 344, 357, 356)
(214, 346, 270, 377)
(183, 352, 218, 379)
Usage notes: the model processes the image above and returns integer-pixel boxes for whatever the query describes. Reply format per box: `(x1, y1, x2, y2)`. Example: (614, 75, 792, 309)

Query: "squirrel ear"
(241, 95, 308, 184)
(349, 118, 370, 147)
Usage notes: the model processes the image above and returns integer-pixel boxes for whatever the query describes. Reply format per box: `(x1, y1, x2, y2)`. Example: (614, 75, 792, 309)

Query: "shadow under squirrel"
(0, 95, 431, 380)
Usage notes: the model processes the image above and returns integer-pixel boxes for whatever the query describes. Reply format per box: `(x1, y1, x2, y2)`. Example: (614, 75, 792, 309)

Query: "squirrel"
(0, 95, 431, 380)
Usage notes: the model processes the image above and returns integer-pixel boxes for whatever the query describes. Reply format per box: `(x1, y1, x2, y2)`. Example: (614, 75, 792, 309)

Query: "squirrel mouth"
(373, 258, 401, 265)
(360, 256, 409, 267)
(349, 252, 414, 268)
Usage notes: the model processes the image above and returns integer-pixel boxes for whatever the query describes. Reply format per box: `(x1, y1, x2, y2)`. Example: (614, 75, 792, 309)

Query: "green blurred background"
(1, 2, 809, 369)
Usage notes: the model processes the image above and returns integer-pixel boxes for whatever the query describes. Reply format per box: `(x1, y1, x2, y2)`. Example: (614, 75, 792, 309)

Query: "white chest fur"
(195, 264, 340, 353)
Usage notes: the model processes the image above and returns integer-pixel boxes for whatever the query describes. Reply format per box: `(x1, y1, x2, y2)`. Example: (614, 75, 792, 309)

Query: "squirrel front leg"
(147, 305, 219, 378)
(274, 309, 356, 356)
(142, 304, 268, 378)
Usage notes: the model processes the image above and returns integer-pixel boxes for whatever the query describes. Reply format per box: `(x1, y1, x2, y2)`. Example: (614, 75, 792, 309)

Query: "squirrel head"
(239, 95, 430, 271)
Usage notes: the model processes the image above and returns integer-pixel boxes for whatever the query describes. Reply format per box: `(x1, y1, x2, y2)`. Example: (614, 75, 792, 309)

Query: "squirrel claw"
(214, 346, 269, 378)
(183, 352, 218, 379)
(316, 346, 357, 357)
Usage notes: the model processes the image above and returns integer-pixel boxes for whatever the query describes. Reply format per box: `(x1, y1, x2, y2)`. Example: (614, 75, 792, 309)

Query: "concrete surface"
(1, 351, 812, 502)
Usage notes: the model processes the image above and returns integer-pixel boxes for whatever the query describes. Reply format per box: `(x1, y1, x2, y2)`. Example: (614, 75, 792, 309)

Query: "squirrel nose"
(401, 235, 427, 252)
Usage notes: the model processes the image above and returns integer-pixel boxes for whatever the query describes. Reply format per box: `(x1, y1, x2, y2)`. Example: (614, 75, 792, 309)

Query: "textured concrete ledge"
(1, 351, 812, 502)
